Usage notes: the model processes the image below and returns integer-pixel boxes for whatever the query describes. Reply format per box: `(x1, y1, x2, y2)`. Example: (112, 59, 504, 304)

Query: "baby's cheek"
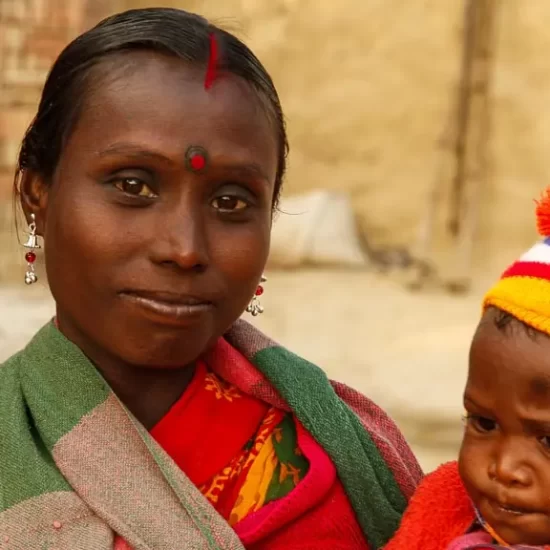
(458, 437, 484, 495)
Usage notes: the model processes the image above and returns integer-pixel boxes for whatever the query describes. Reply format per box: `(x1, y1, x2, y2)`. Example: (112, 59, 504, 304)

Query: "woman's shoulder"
(0, 324, 52, 406)
(331, 379, 423, 497)
(0, 347, 24, 387)
(0, 349, 29, 467)
(0, 348, 28, 430)
(224, 322, 424, 489)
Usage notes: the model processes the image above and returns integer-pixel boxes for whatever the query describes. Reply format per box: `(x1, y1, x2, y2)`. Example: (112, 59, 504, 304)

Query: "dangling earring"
(23, 213, 40, 285)
(246, 276, 266, 316)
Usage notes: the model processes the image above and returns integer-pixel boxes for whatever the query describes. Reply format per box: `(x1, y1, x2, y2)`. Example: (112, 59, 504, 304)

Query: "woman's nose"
(150, 205, 209, 271)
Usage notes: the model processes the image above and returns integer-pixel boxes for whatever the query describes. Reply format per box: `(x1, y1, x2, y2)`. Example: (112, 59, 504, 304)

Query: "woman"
(0, 8, 422, 550)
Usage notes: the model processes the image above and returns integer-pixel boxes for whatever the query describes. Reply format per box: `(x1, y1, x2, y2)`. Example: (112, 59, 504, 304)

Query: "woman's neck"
(102, 362, 197, 430)
(54, 314, 197, 430)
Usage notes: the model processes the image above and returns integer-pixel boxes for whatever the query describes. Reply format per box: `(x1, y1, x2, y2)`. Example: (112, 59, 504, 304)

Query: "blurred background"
(0, 0, 547, 471)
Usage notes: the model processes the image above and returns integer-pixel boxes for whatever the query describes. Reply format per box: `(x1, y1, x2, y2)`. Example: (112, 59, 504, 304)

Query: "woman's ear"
(18, 170, 49, 233)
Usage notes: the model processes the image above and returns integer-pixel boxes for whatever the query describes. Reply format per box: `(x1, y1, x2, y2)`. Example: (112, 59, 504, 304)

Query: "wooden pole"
(447, 0, 499, 291)
(411, 0, 500, 291)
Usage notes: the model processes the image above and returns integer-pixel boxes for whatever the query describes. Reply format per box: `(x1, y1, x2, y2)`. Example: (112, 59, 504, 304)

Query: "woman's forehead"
(63, 52, 277, 177)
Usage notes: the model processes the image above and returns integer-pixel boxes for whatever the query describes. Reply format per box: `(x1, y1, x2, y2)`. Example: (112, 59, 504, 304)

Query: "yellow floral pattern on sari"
(198, 377, 309, 525)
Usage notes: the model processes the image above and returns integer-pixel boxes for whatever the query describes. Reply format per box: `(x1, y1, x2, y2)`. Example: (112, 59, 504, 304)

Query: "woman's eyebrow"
(97, 143, 177, 166)
(216, 162, 270, 183)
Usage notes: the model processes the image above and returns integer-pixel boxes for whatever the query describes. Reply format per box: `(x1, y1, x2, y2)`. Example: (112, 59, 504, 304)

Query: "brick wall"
(0, 0, 118, 198)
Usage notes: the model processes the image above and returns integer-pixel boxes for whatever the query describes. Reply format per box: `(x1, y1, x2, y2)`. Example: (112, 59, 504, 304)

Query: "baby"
(386, 190, 550, 550)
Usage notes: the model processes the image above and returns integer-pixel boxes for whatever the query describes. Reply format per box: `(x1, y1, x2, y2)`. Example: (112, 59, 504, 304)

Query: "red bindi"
(190, 153, 206, 172)
(185, 145, 209, 173)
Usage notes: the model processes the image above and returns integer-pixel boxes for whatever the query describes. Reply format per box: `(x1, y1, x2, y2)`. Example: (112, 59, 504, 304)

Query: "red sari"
(115, 349, 368, 549)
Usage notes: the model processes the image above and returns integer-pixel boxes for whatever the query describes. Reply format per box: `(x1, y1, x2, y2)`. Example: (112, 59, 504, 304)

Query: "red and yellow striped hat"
(484, 189, 550, 335)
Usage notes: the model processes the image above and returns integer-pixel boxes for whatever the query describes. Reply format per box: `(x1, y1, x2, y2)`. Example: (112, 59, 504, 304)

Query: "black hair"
(14, 7, 288, 207)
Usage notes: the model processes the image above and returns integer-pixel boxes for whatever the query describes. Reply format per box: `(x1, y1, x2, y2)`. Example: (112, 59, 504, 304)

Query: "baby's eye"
(537, 435, 550, 450)
(465, 414, 497, 433)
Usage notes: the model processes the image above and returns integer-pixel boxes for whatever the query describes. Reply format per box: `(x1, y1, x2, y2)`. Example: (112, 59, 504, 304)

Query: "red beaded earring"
(246, 276, 266, 316)
(23, 213, 40, 285)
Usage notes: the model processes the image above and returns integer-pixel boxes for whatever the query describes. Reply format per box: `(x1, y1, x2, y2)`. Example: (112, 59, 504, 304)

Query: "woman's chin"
(93, 322, 214, 369)
(116, 337, 214, 369)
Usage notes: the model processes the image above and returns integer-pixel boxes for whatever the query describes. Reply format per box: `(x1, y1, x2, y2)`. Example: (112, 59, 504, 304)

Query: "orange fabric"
(385, 461, 550, 549)
(384, 461, 475, 550)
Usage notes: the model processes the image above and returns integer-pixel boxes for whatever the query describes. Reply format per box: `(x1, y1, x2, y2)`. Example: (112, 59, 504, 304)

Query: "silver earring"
(23, 213, 40, 285)
(246, 276, 266, 316)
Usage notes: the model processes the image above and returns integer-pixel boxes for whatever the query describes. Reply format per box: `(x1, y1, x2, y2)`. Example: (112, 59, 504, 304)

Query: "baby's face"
(459, 308, 550, 546)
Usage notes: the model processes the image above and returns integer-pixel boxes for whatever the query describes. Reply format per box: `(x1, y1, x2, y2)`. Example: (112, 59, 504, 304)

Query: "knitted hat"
(483, 188, 550, 336)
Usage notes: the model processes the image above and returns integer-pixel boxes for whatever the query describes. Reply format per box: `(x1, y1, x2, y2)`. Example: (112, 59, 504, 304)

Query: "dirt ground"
(0, 268, 488, 473)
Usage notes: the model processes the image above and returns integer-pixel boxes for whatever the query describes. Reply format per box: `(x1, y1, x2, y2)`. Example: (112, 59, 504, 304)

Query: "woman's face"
(31, 52, 277, 368)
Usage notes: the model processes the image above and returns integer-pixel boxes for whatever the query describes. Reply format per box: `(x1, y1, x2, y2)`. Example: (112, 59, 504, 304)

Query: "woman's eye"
(465, 414, 497, 433)
(538, 435, 550, 450)
(212, 195, 248, 212)
(114, 177, 157, 199)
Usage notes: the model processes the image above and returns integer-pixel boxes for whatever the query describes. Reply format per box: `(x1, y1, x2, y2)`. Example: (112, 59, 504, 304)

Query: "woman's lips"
(119, 290, 214, 325)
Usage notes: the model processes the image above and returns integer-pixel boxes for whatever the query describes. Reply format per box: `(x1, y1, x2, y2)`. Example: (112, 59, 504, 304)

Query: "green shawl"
(0, 319, 421, 549)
